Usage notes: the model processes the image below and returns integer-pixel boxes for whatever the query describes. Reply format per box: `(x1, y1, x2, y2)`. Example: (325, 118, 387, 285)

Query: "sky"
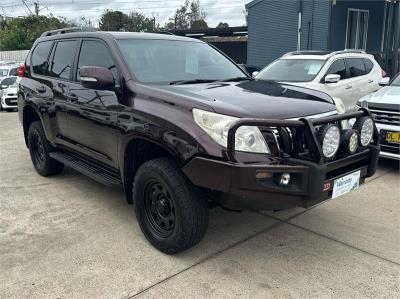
(0, 0, 249, 28)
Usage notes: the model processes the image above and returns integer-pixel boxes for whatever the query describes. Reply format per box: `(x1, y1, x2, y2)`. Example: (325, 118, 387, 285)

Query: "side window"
(49, 40, 77, 80)
(31, 41, 53, 75)
(346, 58, 367, 78)
(9, 68, 18, 76)
(77, 40, 117, 81)
(363, 59, 374, 73)
(325, 59, 347, 80)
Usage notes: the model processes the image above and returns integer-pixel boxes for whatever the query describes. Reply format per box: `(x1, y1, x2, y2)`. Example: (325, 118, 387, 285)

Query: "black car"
(18, 28, 379, 254)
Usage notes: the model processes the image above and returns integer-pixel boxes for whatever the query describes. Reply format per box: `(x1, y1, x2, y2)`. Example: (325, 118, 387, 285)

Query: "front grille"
(370, 108, 400, 126)
(5, 98, 17, 106)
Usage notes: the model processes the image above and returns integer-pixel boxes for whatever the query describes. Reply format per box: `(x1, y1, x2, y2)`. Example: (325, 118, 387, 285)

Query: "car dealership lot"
(0, 111, 399, 299)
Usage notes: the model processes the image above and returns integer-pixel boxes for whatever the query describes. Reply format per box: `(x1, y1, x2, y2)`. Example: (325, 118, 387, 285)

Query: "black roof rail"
(40, 27, 96, 37)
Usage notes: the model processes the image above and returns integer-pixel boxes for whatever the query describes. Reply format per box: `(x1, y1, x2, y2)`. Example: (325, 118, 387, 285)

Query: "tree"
(99, 10, 157, 32)
(0, 15, 68, 50)
(167, 0, 208, 30)
(99, 10, 126, 31)
(217, 22, 229, 29)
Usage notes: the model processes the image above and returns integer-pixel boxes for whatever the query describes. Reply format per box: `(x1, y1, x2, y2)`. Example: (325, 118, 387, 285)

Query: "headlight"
(355, 117, 374, 146)
(319, 124, 341, 159)
(342, 129, 359, 154)
(193, 109, 269, 153)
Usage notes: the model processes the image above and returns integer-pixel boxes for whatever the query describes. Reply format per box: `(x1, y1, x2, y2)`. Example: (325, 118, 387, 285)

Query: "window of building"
(346, 9, 369, 50)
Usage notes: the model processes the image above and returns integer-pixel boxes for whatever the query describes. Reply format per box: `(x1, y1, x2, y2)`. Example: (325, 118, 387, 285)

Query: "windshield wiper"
(170, 79, 217, 85)
(220, 77, 253, 82)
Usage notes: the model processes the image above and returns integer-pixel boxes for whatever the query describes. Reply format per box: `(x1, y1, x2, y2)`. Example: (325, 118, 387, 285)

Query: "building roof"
(245, 0, 264, 9)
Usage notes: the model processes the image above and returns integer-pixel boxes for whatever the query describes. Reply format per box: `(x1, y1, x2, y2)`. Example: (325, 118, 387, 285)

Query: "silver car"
(358, 74, 400, 160)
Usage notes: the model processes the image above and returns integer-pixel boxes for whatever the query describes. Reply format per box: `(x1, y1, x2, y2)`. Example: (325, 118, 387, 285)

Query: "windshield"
(390, 74, 400, 86)
(256, 59, 326, 82)
(0, 76, 16, 86)
(117, 39, 244, 84)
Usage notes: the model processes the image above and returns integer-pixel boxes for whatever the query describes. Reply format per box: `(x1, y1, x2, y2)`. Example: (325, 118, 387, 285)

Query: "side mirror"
(378, 77, 390, 86)
(252, 71, 259, 78)
(79, 66, 114, 90)
(324, 74, 341, 83)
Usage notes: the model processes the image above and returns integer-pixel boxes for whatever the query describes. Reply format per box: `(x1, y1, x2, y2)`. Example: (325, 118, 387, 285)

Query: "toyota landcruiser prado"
(18, 28, 380, 254)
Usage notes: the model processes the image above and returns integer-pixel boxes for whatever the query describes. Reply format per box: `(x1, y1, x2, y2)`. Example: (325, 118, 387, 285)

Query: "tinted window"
(118, 39, 244, 84)
(1, 77, 17, 86)
(31, 41, 53, 75)
(346, 58, 366, 78)
(363, 59, 374, 73)
(77, 40, 117, 81)
(49, 40, 77, 80)
(256, 59, 325, 82)
(325, 59, 347, 79)
(8, 68, 18, 76)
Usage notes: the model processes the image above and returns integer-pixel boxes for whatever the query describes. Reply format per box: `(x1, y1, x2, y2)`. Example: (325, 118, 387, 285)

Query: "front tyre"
(133, 158, 209, 254)
(28, 121, 64, 176)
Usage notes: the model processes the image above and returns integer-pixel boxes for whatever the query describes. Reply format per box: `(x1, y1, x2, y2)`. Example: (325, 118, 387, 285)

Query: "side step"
(49, 151, 122, 187)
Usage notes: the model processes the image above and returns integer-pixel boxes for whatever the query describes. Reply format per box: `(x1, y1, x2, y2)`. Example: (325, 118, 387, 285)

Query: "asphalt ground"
(1, 111, 399, 298)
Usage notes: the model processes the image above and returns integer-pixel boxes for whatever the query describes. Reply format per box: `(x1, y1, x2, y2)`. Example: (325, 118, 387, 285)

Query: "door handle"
(368, 79, 374, 83)
(345, 85, 352, 89)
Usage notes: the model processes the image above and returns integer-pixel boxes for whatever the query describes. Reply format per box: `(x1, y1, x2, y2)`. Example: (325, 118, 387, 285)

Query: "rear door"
(47, 39, 79, 142)
(66, 38, 120, 168)
(344, 58, 369, 108)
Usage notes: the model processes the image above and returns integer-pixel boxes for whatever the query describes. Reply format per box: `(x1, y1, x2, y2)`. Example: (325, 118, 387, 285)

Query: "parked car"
(0, 76, 18, 111)
(357, 73, 400, 160)
(18, 29, 379, 254)
(255, 50, 385, 111)
(0, 64, 19, 79)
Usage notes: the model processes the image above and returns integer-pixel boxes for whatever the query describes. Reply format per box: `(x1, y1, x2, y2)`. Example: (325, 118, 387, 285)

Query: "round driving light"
(279, 173, 291, 186)
(319, 124, 341, 159)
(355, 117, 374, 146)
(342, 129, 359, 154)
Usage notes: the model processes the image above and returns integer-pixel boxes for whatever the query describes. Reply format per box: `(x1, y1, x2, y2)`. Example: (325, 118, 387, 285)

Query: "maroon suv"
(18, 28, 379, 254)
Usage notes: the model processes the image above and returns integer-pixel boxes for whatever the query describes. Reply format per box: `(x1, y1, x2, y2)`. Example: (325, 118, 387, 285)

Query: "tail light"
(381, 69, 387, 78)
(18, 64, 25, 77)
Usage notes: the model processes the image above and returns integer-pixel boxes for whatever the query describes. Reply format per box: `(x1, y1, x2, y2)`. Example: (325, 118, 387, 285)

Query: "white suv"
(255, 50, 385, 112)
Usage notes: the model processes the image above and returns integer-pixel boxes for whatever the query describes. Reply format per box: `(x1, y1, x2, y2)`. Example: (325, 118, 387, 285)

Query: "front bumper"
(183, 145, 379, 211)
(1, 96, 18, 109)
(183, 108, 380, 211)
(375, 123, 400, 160)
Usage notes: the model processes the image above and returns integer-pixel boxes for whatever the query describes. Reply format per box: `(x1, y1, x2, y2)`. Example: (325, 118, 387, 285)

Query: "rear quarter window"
(363, 59, 374, 73)
(31, 41, 53, 75)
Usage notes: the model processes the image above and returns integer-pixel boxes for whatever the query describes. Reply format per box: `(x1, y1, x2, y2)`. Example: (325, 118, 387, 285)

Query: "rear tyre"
(28, 121, 64, 176)
(133, 157, 209, 254)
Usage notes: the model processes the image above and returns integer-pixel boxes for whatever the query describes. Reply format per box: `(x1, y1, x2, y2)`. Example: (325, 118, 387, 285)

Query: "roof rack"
(283, 49, 367, 58)
(40, 27, 96, 37)
(153, 31, 175, 35)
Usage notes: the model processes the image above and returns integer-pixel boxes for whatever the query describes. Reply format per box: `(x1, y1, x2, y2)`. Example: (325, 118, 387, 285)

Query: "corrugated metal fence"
(0, 50, 29, 62)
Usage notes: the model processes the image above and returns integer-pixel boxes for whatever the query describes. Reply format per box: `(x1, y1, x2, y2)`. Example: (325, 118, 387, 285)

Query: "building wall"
(0, 50, 29, 62)
(247, 0, 330, 68)
(328, 0, 385, 52)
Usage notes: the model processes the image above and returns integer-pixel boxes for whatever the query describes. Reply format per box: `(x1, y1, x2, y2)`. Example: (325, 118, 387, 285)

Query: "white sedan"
(358, 74, 400, 160)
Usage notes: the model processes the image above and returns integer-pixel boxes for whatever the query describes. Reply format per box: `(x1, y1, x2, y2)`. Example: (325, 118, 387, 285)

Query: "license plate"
(332, 170, 361, 199)
(385, 131, 400, 144)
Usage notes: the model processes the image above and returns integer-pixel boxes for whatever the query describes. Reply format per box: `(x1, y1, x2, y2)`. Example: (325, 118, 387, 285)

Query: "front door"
(66, 39, 120, 168)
